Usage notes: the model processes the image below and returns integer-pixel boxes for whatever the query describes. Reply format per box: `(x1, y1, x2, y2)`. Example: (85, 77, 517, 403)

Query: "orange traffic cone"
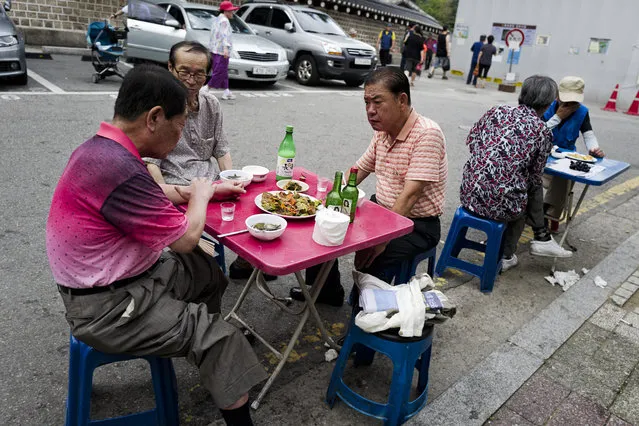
(624, 90, 639, 116)
(602, 84, 619, 112)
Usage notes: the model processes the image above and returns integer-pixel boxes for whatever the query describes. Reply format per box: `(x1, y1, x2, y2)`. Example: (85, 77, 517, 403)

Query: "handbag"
(473, 65, 479, 76)
(442, 57, 450, 71)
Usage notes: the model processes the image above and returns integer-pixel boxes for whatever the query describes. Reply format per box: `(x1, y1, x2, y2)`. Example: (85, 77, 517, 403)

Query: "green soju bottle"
(341, 167, 359, 223)
(276, 125, 296, 181)
(325, 171, 343, 212)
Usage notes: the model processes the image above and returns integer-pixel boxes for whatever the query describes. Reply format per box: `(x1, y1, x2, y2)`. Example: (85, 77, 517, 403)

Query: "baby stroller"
(86, 21, 127, 83)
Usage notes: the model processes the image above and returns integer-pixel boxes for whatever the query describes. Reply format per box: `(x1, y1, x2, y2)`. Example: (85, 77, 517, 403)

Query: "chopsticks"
(217, 229, 250, 238)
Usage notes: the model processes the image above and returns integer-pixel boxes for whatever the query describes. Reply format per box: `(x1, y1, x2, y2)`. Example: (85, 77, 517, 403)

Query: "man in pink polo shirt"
(46, 65, 266, 425)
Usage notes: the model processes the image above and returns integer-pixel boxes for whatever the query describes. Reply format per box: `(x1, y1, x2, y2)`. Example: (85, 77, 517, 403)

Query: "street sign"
(505, 28, 525, 51)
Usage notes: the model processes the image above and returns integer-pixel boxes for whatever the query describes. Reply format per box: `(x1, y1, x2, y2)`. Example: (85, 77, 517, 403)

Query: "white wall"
(451, 0, 639, 109)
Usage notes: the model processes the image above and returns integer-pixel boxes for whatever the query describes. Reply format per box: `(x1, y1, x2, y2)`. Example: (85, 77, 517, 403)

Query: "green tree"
(416, 0, 458, 30)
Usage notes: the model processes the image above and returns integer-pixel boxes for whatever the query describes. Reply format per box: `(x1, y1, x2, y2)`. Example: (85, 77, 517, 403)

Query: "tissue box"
(312, 208, 350, 246)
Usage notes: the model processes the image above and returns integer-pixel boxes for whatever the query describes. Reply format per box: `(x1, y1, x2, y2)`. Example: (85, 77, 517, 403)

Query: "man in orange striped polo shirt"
(290, 67, 447, 306)
(354, 67, 447, 276)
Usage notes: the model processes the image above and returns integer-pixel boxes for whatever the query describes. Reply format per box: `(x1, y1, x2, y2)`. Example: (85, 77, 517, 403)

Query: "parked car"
(237, 1, 377, 86)
(0, 0, 27, 85)
(126, 0, 289, 84)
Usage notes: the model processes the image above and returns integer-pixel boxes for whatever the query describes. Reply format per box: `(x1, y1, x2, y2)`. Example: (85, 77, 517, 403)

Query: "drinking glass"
(221, 202, 235, 222)
(317, 177, 330, 194)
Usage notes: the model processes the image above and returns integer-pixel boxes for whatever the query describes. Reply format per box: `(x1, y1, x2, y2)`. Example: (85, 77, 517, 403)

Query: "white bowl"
(242, 165, 269, 183)
(220, 169, 253, 187)
(341, 186, 367, 207)
(245, 214, 287, 241)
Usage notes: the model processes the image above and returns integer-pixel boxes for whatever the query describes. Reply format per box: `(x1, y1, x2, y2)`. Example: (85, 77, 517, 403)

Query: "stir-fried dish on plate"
(261, 191, 321, 217)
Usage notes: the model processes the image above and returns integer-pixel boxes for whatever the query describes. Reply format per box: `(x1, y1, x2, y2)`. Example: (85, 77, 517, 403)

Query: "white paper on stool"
(312, 208, 350, 246)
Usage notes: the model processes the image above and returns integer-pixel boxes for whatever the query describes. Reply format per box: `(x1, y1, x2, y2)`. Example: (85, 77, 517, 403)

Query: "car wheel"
(14, 72, 28, 86)
(295, 54, 319, 86)
(344, 78, 364, 87)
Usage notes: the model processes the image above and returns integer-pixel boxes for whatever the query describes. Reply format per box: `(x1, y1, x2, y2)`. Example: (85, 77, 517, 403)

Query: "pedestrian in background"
(400, 24, 414, 71)
(428, 25, 451, 80)
(424, 33, 436, 69)
(474, 34, 497, 87)
(403, 26, 425, 86)
(208, 1, 238, 100)
(377, 23, 395, 66)
(349, 27, 358, 38)
(467, 34, 486, 85)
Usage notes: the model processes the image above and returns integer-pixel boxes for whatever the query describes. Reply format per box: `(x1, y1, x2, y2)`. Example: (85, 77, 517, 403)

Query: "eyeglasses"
(176, 69, 209, 82)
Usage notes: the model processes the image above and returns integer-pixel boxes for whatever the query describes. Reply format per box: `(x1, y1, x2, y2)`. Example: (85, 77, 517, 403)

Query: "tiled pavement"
(485, 269, 639, 426)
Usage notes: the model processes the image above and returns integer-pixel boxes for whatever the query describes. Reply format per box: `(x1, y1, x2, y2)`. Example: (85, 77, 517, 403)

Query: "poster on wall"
(536, 35, 550, 46)
(491, 23, 536, 47)
(454, 24, 469, 39)
(588, 38, 611, 54)
(454, 23, 469, 45)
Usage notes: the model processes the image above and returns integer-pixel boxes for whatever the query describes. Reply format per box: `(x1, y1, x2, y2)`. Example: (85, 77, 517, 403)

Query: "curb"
(411, 230, 639, 425)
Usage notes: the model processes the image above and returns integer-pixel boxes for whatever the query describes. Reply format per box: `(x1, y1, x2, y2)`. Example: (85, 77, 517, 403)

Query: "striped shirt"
(356, 109, 447, 218)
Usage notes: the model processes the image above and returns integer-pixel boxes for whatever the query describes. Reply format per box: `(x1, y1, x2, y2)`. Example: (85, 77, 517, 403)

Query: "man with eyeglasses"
(146, 41, 274, 282)
(145, 41, 232, 186)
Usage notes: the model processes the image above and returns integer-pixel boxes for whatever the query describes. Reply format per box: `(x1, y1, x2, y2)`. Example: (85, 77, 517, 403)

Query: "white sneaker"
(221, 93, 236, 100)
(500, 254, 519, 272)
(530, 237, 573, 258)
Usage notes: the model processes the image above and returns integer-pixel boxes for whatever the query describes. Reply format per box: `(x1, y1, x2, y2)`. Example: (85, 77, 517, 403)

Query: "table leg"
(551, 184, 590, 272)
(223, 268, 259, 322)
(293, 262, 341, 351)
(251, 296, 314, 410)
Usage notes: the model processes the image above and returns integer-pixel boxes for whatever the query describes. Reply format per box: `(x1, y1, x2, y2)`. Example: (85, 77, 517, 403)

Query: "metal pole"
(508, 48, 513, 74)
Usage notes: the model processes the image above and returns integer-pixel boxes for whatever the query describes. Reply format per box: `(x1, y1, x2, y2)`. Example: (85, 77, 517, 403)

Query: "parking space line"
(26, 69, 65, 94)
(274, 82, 304, 91)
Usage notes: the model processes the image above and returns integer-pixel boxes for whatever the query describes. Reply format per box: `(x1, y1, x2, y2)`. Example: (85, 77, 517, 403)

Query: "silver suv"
(238, 1, 377, 86)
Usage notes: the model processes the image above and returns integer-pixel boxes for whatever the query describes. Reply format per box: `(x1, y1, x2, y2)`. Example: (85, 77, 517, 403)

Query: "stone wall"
(10, 0, 433, 53)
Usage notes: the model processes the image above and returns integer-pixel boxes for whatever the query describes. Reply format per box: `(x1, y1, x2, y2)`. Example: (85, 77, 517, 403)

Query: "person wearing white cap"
(542, 76, 605, 221)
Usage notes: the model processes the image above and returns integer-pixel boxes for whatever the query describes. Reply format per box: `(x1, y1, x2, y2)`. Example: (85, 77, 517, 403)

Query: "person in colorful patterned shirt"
(208, 1, 239, 100)
(290, 67, 448, 306)
(460, 75, 572, 272)
(46, 65, 266, 425)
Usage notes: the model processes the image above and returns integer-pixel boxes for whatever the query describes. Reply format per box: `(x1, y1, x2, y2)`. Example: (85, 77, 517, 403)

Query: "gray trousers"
(502, 184, 546, 258)
(59, 248, 267, 408)
(543, 174, 570, 218)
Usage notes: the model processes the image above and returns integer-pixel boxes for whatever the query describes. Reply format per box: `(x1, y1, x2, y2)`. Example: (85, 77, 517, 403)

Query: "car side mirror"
(284, 23, 295, 32)
(165, 18, 181, 29)
(4, 0, 12, 12)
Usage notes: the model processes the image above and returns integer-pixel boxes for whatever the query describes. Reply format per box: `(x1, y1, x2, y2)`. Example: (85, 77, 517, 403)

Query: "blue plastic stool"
(65, 335, 179, 426)
(326, 321, 434, 425)
(350, 247, 437, 366)
(435, 206, 506, 293)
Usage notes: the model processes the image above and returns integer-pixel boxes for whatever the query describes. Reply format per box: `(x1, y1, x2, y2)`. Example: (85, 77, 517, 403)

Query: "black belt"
(58, 259, 161, 296)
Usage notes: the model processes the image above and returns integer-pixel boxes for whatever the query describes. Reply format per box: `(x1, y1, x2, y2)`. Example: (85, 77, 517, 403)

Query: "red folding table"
(201, 167, 414, 408)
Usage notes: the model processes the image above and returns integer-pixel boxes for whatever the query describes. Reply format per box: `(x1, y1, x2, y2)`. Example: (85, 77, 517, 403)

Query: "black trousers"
(305, 195, 441, 290)
(466, 60, 477, 84)
(424, 50, 433, 69)
(473, 63, 490, 85)
(379, 49, 391, 66)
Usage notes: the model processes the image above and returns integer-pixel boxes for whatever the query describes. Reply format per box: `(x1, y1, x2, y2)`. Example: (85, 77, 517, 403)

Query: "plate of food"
(276, 179, 310, 192)
(255, 191, 321, 219)
(565, 152, 596, 163)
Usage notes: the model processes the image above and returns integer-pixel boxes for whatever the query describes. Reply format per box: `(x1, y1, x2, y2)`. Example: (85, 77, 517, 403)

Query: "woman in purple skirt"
(208, 1, 238, 100)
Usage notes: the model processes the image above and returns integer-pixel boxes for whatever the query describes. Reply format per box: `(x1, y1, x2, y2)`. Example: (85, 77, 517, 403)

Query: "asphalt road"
(1, 54, 638, 425)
